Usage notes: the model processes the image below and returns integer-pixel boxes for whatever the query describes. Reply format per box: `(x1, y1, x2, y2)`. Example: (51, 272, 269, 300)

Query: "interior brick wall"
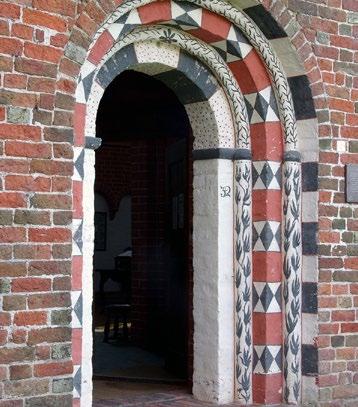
(0, 0, 356, 406)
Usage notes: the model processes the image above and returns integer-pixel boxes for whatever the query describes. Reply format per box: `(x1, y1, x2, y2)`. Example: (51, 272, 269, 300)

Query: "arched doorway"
(71, 1, 318, 405)
(92, 70, 194, 392)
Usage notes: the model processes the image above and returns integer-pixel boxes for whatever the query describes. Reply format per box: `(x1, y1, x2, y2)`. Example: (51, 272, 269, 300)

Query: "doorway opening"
(92, 70, 193, 400)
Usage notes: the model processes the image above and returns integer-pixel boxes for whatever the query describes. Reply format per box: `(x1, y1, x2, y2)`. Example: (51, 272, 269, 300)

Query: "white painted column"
(283, 156, 302, 404)
(81, 148, 96, 407)
(192, 159, 235, 404)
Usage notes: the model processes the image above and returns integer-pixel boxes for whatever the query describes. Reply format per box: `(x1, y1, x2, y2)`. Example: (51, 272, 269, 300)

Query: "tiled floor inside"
(93, 380, 288, 406)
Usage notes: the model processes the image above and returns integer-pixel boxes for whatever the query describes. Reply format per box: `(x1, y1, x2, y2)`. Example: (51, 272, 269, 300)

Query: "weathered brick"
(53, 143, 73, 159)
(27, 292, 71, 309)
(2, 295, 26, 311)
(23, 9, 67, 32)
(51, 309, 71, 326)
(25, 394, 72, 407)
(0, 210, 13, 225)
(0, 262, 26, 277)
(34, 360, 72, 377)
(14, 244, 51, 260)
(5, 141, 51, 158)
(53, 276, 71, 291)
(51, 343, 71, 360)
(24, 43, 63, 64)
(52, 377, 73, 393)
(52, 244, 72, 259)
(30, 159, 73, 176)
(10, 365, 32, 380)
(4, 378, 49, 398)
(6, 175, 51, 192)
(14, 210, 50, 225)
(0, 347, 35, 364)
(12, 277, 51, 293)
(0, 192, 26, 208)
(29, 260, 71, 276)
(30, 194, 72, 209)
(28, 227, 71, 243)
(0, 73, 22, 90)
(7, 107, 31, 125)
(44, 127, 73, 143)
(27, 327, 71, 345)
(52, 177, 72, 192)
(53, 211, 72, 225)
(15, 58, 57, 79)
(0, 123, 41, 141)
(12, 23, 33, 40)
(14, 311, 48, 326)
(0, 245, 12, 260)
(0, 37, 23, 56)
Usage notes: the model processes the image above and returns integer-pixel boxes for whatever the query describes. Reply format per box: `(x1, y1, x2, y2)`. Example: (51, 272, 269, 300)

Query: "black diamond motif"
(255, 93, 269, 121)
(260, 284, 274, 312)
(275, 284, 282, 309)
(74, 293, 83, 325)
(260, 163, 274, 188)
(75, 149, 84, 180)
(82, 71, 95, 102)
(275, 347, 282, 369)
(252, 225, 259, 247)
(274, 165, 282, 188)
(260, 223, 274, 251)
(253, 285, 259, 310)
(274, 226, 281, 248)
(244, 98, 255, 122)
(261, 347, 274, 373)
(253, 348, 259, 370)
(252, 164, 259, 187)
(74, 221, 83, 253)
(74, 367, 82, 396)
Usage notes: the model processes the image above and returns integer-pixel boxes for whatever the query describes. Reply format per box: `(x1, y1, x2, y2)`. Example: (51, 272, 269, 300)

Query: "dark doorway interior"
(92, 71, 193, 389)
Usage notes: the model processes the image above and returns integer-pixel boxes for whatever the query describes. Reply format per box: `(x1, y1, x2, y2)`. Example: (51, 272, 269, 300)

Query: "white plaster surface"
(297, 118, 319, 162)
(192, 159, 235, 404)
(86, 81, 105, 138)
(302, 255, 318, 283)
(270, 38, 306, 78)
(302, 313, 318, 345)
(81, 149, 96, 407)
(302, 191, 318, 223)
(134, 40, 180, 69)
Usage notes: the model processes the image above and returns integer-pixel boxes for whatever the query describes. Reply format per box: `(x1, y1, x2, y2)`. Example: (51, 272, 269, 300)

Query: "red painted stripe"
(253, 373, 283, 404)
(88, 30, 114, 66)
(253, 252, 282, 282)
(201, 8, 231, 39)
(138, 0, 171, 24)
(72, 256, 83, 290)
(72, 328, 82, 365)
(253, 313, 282, 344)
(251, 122, 284, 161)
(229, 49, 271, 94)
(74, 103, 86, 147)
(73, 181, 83, 219)
(253, 190, 282, 222)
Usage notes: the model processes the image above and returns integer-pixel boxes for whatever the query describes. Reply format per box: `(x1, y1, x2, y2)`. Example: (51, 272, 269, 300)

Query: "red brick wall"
(263, 0, 358, 404)
(0, 0, 356, 405)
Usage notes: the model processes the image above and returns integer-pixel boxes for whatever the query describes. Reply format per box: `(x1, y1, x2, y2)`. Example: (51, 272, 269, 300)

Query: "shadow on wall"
(94, 193, 132, 292)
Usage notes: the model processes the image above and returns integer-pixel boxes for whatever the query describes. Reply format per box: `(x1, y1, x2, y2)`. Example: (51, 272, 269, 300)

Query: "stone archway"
(71, 1, 319, 405)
